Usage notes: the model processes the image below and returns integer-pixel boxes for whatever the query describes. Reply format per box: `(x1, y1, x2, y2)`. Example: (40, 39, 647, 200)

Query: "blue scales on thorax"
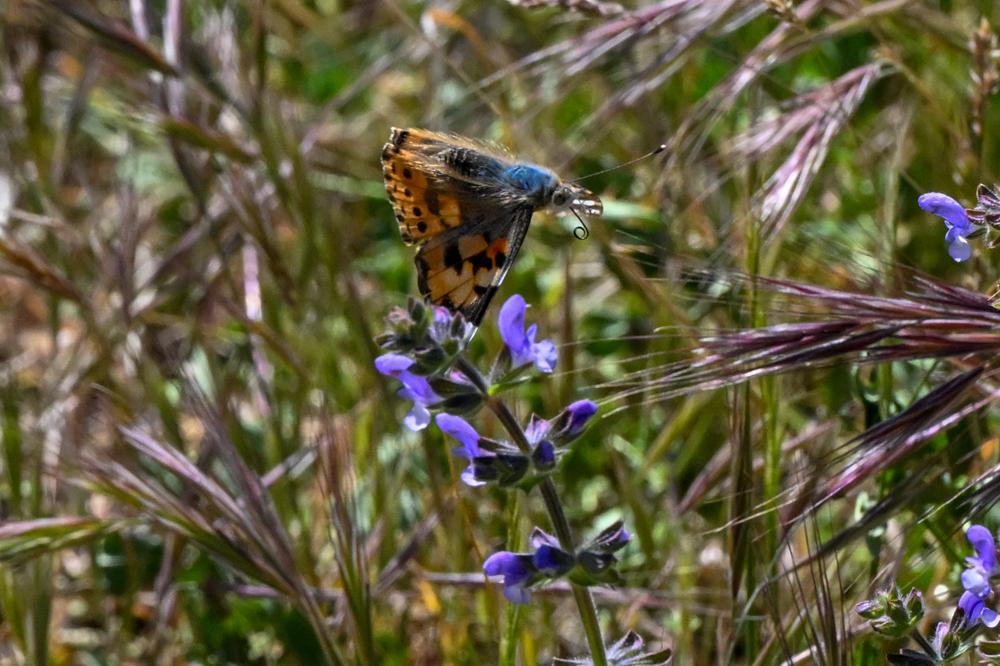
(501, 164, 559, 205)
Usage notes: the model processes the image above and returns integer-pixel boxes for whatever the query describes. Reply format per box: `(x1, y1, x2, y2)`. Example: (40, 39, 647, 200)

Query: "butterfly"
(381, 127, 602, 326)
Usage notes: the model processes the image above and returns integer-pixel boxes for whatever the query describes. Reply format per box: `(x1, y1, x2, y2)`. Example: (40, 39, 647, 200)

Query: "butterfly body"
(381, 127, 601, 325)
(500, 164, 561, 203)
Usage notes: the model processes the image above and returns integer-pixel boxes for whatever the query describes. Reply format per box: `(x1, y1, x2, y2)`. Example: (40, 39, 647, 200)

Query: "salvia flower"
(548, 399, 599, 445)
(482, 551, 535, 604)
(918, 192, 977, 262)
(435, 412, 559, 489)
(483, 528, 574, 604)
(498, 294, 557, 373)
(375, 353, 441, 431)
(925, 602, 977, 662)
(855, 586, 925, 638)
(958, 524, 1000, 628)
(435, 413, 487, 487)
(434, 401, 596, 489)
(555, 631, 673, 665)
(485, 524, 632, 604)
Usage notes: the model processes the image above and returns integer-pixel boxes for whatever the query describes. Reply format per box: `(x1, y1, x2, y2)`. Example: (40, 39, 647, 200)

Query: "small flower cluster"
(857, 525, 1000, 664)
(375, 293, 653, 662)
(484, 521, 630, 603)
(437, 400, 596, 489)
(918, 184, 1000, 262)
(374, 295, 562, 431)
(375, 298, 475, 430)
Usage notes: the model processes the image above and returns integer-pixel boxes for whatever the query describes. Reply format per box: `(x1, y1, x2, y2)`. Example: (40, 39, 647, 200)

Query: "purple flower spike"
(435, 413, 488, 487)
(918, 192, 975, 262)
(375, 353, 441, 431)
(498, 294, 557, 373)
(483, 552, 533, 604)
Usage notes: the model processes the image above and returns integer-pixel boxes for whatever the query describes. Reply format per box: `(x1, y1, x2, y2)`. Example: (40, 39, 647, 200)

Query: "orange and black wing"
(381, 145, 466, 244)
(415, 205, 533, 326)
(381, 127, 534, 325)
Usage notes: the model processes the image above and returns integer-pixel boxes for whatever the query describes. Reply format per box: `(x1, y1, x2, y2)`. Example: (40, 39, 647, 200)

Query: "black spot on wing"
(425, 189, 440, 215)
(467, 251, 493, 272)
(444, 244, 463, 271)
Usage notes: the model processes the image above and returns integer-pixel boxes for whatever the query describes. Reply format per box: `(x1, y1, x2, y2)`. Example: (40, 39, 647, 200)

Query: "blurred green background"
(1, 0, 999, 663)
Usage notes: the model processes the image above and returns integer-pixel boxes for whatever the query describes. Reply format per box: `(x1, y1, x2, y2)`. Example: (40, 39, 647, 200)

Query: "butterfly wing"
(381, 137, 467, 245)
(415, 204, 533, 326)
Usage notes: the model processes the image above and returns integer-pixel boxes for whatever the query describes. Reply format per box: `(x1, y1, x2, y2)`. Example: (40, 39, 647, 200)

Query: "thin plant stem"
(454, 356, 608, 666)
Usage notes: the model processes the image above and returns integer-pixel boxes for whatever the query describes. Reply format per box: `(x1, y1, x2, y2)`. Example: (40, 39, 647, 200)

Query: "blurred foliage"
(0, 0, 999, 664)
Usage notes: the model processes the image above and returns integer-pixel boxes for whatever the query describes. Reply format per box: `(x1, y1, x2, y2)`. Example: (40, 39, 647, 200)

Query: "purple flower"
(549, 399, 598, 444)
(484, 529, 574, 604)
(597, 523, 630, 552)
(483, 551, 534, 604)
(958, 524, 1000, 627)
(434, 413, 488, 487)
(498, 294, 557, 373)
(562, 400, 597, 435)
(524, 414, 551, 445)
(436, 409, 570, 488)
(375, 353, 441, 431)
(930, 621, 950, 656)
(966, 524, 998, 571)
(918, 192, 976, 262)
(523, 415, 558, 470)
(530, 527, 561, 551)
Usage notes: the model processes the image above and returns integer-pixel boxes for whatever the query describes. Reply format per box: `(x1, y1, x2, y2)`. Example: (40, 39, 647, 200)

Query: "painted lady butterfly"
(381, 128, 602, 325)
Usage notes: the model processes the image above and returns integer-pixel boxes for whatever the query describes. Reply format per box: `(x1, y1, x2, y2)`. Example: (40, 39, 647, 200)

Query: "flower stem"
(454, 355, 608, 665)
(538, 478, 607, 666)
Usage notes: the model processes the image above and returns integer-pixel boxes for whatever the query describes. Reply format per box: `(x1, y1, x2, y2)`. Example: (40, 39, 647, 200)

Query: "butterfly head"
(550, 182, 603, 217)
(501, 164, 603, 218)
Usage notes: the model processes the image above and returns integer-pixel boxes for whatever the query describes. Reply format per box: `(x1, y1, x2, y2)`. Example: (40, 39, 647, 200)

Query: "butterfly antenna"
(571, 208, 590, 240)
(571, 143, 668, 183)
